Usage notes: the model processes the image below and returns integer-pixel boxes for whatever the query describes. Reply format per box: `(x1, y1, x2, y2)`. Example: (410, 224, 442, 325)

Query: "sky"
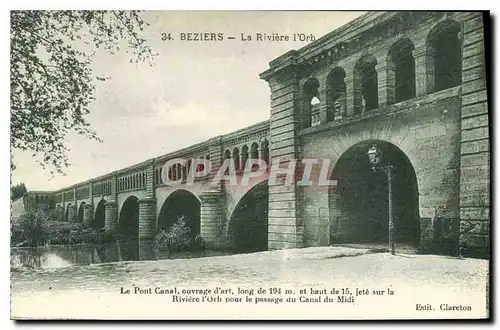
(11, 10, 365, 191)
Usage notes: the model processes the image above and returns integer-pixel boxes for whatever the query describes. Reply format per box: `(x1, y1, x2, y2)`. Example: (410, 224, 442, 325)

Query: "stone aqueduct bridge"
(25, 12, 489, 258)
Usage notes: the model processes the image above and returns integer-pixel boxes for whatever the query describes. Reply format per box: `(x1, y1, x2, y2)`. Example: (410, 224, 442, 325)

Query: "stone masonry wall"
(457, 12, 490, 259)
(299, 90, 462, 252)
(262, 60, 305, 250)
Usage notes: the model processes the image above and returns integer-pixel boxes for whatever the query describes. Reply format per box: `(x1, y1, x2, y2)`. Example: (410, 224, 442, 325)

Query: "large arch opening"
(354, 55, 378, 113)
(427, 19, 462, 93)
(157, 190, 201, 238)
(228, 181, 269, 253)
(329, 140, 420, 248)
(326, 67, 347, 121)
(232, 147, 240, 172)
(388, 38, 416, 103)
(301, 77, 320, 128)
(92, 199, 106, 229)
(119, 196, 139, 240)
(77, 202, 86, 224)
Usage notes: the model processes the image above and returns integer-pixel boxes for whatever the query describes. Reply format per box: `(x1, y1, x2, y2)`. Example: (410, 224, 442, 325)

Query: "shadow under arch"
(228, 181, 269, 253)
(157, 189, 201, 237)
(329, 139, 420, 248)
(92, 199, 106, 229)
(118, 196, 139, 240)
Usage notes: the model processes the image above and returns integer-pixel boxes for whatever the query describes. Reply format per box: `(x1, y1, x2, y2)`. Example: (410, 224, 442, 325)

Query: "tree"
(10, 10, 156, 174)
(11, 210, 49, 247)
(11, 182, 27, 201)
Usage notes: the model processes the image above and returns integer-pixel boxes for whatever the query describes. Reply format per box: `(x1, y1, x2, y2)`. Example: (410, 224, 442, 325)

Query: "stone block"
(461, 114, 489, 130)
(463, 28, 486, 48)
(460, 191, 489, 208)
(460, 206, 489, 220)
(459, 233, 489, 249)
(462, 54, 485, 72)
(462, 79, 487, 95)
(462, 90, 487, 106)
(463, 40, 485, 59)
(461, 126, 489, 142)
(460, 153, 489, 168)
(461, 139, 489, 154)
(459, 219, 489, 235)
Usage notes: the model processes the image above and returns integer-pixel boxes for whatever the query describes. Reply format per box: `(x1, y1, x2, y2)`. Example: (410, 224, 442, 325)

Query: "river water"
(10, 240, 234, 270)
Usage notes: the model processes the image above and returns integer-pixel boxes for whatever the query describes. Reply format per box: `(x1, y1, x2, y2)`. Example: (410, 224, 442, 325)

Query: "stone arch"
(353, 54, 378, 113)
(157, 189, 201, 238)
(182, 162, 188, 180)
(329, 139, 420, 248)
(233, 147, 240, 171)
(301, 77, 320, 128)
(250, 142, 259, 171)
(250, 142, 259, 159)
(228, 180, 269, 253)
(77, 202, 86, 223)
(426, 19, 462, 93)
(260, 139, 269, 166)
(387, 38, 416, 104)
(223, 149, 231, 174)
(168, 165, 174, 181)
(119, 195, 139, 240)
(92, 199, 106, 229)
(241, 145, 249, 171)
(326, 67, 347, 121)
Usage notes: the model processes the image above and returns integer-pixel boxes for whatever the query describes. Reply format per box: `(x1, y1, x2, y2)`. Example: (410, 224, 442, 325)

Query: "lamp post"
(367, 145, 395, 255)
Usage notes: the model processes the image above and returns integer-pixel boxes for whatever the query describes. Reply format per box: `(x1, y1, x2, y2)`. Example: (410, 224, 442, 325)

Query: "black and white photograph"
(9, 9, 491, 320)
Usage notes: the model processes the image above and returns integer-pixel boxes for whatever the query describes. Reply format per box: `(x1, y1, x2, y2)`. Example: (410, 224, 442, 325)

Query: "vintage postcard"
(10, 10, 490, 320)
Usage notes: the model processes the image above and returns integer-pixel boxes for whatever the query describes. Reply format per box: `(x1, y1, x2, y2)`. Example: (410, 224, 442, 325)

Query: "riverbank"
(11, 246, 489, 320)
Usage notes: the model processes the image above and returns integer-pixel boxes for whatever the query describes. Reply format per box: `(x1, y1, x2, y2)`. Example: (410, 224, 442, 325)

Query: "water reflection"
(11, 239, 233, 270)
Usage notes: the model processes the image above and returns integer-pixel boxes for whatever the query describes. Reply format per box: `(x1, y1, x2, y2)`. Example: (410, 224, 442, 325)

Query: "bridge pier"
(200, 192, 228, 249)
(261, 64, 304, 250)
(67, 205, 76, 223)
(83, 204, 94, 228)
(138, 197, 156, 239)
(104, 201, 118, 233)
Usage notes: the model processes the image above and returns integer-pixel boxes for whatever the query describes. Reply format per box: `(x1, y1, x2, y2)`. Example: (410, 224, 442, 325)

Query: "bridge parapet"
(220, 121, 270, 176)
(92, 180, 112, 197)
(76, 186, 90, 200)
(23, 191, 54, 214)
(117, 170, 147, 193)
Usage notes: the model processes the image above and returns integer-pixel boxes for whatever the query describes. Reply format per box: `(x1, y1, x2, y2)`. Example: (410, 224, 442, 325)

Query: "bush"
(48, 230, 70, 245)
(11, 211, 115, 247)
(155, 216, 205, 252)
(68, 228, 112, 245)
(11, 210, 50, 247)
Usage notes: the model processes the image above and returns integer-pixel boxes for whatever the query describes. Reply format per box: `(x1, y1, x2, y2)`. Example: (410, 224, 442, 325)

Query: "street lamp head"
(367, 145, 382, 166)
(310, 96, 321, 106)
